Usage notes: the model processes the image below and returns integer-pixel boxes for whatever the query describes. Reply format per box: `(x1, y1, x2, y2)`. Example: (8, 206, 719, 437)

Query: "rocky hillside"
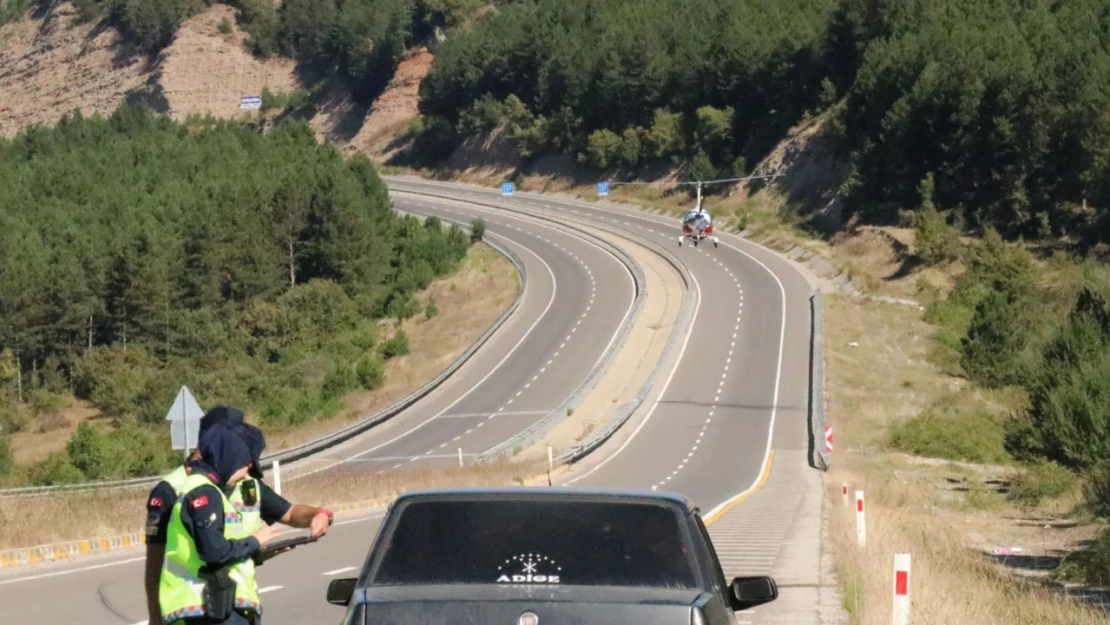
(0, 1, 846, 222)
(0, 2, 432, 157)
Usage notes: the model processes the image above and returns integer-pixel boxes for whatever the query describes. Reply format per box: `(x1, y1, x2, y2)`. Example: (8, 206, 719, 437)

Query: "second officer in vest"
(159, 420, 328, 625)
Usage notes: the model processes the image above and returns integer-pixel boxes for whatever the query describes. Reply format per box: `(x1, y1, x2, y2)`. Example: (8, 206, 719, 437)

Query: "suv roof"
(390, 486, 697, 512)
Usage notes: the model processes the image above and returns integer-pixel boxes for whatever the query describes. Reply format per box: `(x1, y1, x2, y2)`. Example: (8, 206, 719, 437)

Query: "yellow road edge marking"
(703, 449, 775, 526)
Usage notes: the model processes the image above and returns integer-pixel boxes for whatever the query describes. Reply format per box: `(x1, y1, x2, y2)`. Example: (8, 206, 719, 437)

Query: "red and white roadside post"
(842, 481, 849, 506)
(825, 426, 833, 454)
(855, 490, 866, 548)
(892, 553, 911, 625)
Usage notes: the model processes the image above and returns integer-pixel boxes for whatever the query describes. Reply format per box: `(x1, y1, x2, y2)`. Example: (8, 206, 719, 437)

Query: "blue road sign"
(597, 181, 609, 196)
(501, 182, 515, 196)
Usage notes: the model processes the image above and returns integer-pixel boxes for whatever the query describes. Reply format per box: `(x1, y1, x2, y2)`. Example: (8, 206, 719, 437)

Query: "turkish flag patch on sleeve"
(191, 495, 209, 509)
(150, 497, 163, 508)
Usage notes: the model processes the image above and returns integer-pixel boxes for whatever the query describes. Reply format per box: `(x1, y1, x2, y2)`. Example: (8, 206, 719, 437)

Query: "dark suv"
(326, 487, 778, 625)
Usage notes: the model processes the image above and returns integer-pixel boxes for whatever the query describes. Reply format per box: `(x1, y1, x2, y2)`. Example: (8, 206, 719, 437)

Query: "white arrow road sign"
(166, 386, 204, 457)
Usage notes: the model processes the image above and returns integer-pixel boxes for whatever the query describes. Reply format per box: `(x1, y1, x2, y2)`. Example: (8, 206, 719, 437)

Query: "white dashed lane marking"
(653, 248, 743, 490)
(399, 214, 598, 465)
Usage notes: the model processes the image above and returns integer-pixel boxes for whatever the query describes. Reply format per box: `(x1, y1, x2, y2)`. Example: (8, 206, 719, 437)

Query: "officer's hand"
(252, 524, 285, 546)
(309, 511, 330, 538)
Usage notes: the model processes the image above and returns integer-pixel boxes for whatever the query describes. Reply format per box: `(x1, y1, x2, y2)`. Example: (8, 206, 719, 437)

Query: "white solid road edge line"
(322, 566, 358, 576)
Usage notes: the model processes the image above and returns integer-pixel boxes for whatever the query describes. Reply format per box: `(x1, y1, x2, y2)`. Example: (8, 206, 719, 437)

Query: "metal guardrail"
(811, 290, 829, 470)
(385, 184, 648, 462)
(0, 225, 529, 498)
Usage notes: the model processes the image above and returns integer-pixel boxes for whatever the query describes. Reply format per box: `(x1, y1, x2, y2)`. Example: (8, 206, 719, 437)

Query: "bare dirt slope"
(0, 3, 151, 137)
(157, 4, 300, 120)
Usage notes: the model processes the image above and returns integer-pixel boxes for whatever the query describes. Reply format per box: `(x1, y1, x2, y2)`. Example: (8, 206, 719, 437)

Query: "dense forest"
(0, 103, 474, 485)
(4, 1, 1107, 246)
(407, 0, 1110, 249)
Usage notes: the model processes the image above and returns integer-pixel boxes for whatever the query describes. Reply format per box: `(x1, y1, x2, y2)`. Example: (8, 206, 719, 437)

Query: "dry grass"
(1, 458, 546, 550)
(822, 248, 1108, 623)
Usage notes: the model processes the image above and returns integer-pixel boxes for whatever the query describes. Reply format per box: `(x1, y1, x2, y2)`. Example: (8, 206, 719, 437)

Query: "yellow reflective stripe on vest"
(160, 473, 262, 624)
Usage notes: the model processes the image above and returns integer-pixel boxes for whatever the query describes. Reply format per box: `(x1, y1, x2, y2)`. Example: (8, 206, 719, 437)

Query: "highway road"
(279, 193, 637, 479)
(0, 190, 637, 624)
(0, 179, 817, 625)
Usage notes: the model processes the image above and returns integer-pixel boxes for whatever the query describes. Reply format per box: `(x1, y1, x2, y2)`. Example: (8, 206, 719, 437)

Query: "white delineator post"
(855, 490, 866, 548)
(273, 460, 282, 495)
(458, 448, 464, 467)
(892, 553, 911, 625)
(547, 446, 553, 471)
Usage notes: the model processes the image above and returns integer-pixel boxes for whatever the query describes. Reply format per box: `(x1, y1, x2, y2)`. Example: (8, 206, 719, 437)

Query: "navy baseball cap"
(228, 421, 267, 480)
(200, 406, 245, 433)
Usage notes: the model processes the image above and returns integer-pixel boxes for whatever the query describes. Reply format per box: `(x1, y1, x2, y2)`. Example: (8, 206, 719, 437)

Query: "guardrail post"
(272, 460, 282, 495)
(893, 553, 911, 625)
(810, 291, 829, 471)
(856, 490, 866, 548)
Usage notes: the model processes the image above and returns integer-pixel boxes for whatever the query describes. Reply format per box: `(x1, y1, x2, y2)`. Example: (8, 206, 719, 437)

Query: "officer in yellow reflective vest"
(145, 407, 241, 625)
(157, 419, 332, 625)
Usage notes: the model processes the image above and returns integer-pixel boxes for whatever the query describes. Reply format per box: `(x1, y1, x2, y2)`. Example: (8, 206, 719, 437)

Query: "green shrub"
(888, 402, 1010, 465)
(1082, 460, 1110, 517)
(1056, 528, 1110, 585)
(218, 17, 232, 34)
(1011, 287, 1110, 469)
(381, 330, 410, 360)
(356, 356, 386, 391)
(470, 217, 486, 242)
(31, 453, 84, 486)
(28, 389, 72, 417)
(424, 299, 439, 319)
(319, 361, 356, 401)
(0, 433, 13, 476)
(1007, 459, 1075, 507)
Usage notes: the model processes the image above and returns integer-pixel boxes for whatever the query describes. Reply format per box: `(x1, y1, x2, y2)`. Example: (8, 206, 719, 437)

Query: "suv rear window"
(370, 498, 700, 589)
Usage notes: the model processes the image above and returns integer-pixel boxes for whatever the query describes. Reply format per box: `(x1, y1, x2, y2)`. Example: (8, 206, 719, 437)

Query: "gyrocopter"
(679, 185, 718, 248)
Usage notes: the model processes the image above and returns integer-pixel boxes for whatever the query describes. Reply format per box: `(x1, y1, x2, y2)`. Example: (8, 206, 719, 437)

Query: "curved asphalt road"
(285, 194, 636, 479)
(385, 178, 813, 514)
(0, 179, 814, 625)
(0, 191, 636, 624)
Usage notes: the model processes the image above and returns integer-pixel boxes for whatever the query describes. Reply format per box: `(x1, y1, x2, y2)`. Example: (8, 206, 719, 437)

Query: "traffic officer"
(145, 407, 243, 624)
(159, 420, 332, 625)
(145, 409, 333, 625)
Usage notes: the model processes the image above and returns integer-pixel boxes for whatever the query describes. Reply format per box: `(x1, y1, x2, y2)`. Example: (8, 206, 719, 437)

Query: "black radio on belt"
(241, 480, 258, 507)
